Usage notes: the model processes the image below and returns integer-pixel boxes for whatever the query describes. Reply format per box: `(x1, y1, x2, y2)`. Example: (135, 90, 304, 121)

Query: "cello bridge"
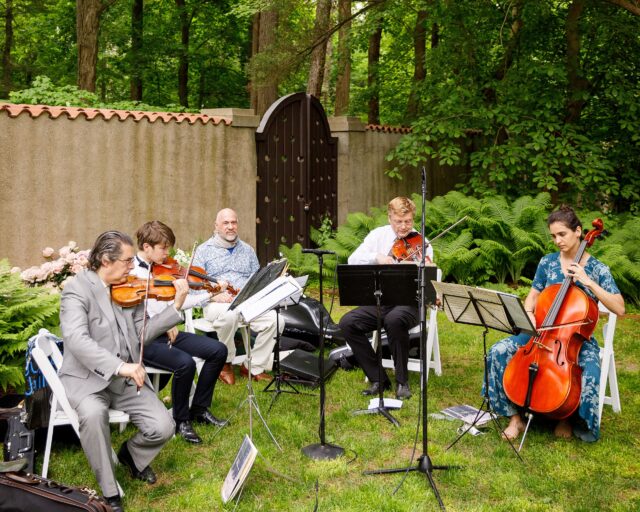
(532, 340, 553, 352)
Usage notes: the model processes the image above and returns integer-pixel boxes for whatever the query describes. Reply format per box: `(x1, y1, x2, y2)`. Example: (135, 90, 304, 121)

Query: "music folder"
(221, 435, 258, 503)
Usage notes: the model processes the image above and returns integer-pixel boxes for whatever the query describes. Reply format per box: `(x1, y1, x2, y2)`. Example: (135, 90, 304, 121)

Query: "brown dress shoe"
(218, 363, 235, 385)
(239, 365, 271, 382)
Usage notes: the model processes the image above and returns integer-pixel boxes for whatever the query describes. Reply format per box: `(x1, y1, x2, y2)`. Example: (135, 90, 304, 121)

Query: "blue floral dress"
(485, 252, 620, 441)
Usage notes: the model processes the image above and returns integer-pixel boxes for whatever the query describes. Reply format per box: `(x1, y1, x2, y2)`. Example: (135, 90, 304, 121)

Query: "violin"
(111, 275, 176, 307)
(153, 257, 238, 296)
(391, 216, 467, 263)
(391, 232, 427, 263)
(502, 219, 605, 420)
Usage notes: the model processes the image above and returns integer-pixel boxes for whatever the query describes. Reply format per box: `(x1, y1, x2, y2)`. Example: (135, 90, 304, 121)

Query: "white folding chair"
(368, 268, 443, 380)
(598, 303, 621, 424)
(184, 308, 250, 366)
(32, 329, 129, 494)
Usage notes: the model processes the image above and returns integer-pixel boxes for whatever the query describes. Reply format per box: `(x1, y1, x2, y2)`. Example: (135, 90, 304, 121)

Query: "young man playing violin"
(486, 206, 625, 442)
(193, 208, 283, 384)
(338, 197, 434, 400)
(59, 231, 184, 511)
(130, 220, 228, 445)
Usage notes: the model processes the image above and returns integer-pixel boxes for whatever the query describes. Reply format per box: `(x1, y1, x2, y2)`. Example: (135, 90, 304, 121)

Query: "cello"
(502, 219, 605, 420)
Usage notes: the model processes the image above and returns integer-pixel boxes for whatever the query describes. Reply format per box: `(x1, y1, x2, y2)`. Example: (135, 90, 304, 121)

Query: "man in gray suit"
(59, 231, 188, 511)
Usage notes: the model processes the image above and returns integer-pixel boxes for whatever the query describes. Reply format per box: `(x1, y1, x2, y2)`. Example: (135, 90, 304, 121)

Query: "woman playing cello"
(486, 206, 624, 442)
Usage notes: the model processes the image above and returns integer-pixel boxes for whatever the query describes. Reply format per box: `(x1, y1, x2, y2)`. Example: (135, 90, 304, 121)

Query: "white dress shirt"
(348, 225, 434, 265)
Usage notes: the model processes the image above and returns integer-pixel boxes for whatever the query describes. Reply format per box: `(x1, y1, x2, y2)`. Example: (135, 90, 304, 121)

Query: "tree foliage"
(1, 0, 638, 212)
(386, 1, 640, 213)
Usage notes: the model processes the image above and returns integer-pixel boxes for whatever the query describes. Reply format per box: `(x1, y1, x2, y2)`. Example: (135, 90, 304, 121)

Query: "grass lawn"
(13, 298, 640, 511)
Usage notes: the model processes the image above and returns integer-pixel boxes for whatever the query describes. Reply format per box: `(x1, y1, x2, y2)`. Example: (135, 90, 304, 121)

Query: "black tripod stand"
(263, 302, 313, 412)
(360, 264, 448, 506)
(301, 250, 345, 460)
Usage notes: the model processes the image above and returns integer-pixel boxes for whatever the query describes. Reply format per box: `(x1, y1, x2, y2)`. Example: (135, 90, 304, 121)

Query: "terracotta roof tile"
(0, 103, 232, 126)
(365, 123, 412, 134)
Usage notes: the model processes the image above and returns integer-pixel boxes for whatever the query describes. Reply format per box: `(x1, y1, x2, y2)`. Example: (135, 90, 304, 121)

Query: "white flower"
(42, 247, 55, 258)
(68, 241, 78, 251)
(59, 246, 71, 258)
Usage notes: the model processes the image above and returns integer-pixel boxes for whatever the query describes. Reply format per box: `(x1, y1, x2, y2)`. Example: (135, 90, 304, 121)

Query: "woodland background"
(1, 0, 639, 213)
(1, 3, 640, 510)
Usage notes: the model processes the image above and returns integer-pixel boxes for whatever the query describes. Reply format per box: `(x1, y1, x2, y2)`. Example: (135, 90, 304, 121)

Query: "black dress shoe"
(176, 420, 202, 444)
(191, 409, 229, 428)
(362, 381, 391, 396)
(396, 383, 412, 400)
(105, 495, 124, 512)
(117, 442, 158, 484)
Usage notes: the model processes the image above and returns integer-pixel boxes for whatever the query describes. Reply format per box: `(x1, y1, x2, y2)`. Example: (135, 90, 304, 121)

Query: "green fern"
(0, 259, 60, 391)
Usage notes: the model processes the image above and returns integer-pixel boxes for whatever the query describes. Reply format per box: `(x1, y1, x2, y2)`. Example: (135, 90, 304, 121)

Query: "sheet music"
(236, 275, 302, 323)
(467, 287, 512, 332)
(431, 281, 479, 324)
(229, 258, 288, 311)
(432, 281, 535, 335)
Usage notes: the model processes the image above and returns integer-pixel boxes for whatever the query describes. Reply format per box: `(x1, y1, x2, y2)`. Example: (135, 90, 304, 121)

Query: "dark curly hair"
(547, 205, 582, 231)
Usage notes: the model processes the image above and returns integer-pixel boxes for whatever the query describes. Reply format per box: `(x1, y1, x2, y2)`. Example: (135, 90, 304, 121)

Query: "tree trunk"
(307, 0, 331, 98)
(130, 0, 143, 101)
(565, 0, 588, 124)
(2, 0, 13, 97)
(249, 13, 260, 112)
(334, 0, 351, 116)
(367, 16, 382, 125)
(77, 0, 106, 92)
(175, 0, 190, 107)
(406, 9, 427, 121)
(253, 9, 279, 117)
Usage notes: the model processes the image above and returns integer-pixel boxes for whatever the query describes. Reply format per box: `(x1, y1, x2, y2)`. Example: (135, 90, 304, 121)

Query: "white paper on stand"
(236, 275, 303, 323)
(368, 397, 403, 410)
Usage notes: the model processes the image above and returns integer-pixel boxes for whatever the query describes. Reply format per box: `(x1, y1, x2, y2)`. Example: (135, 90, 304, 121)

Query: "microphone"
(302, 248, 335, 255)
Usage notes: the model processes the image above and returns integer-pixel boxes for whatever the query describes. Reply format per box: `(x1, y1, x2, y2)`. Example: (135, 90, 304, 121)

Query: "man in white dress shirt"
(338, 197, 433, 400)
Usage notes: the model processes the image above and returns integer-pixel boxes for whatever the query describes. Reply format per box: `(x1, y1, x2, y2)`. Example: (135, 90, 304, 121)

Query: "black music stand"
(433, 282, 535, 460)
(337, 264, 428, 427)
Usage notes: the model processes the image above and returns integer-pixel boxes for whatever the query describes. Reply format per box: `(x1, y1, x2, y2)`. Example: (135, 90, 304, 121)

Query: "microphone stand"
(302, 250, 345, 460)
(364, 167, 452, 511)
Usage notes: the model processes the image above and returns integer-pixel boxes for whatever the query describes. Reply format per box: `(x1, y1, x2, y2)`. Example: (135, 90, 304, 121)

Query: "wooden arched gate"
(255, 93, 338, 264)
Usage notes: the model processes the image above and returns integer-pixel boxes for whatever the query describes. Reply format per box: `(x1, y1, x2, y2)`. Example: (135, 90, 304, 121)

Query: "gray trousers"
(75, 380, 174, 497)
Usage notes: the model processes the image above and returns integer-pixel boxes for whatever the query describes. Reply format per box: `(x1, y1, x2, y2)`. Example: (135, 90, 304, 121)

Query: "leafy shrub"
(9, 76, 196, 112)
(0, 260, 60, 392)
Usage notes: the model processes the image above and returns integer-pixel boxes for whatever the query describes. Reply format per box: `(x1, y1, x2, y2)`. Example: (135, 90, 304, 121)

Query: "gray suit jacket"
(59, 269, 181, 407)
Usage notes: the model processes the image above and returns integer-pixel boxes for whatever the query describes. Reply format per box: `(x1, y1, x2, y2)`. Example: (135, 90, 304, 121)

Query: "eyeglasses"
(117, 257, 135, 265)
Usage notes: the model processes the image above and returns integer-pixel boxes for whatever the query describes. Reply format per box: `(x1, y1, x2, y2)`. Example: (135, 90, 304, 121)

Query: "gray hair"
(88, 231, 134, 271)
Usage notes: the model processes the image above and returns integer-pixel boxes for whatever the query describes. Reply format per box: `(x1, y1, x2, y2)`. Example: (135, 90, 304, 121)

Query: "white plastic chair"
(598, 303, 621, 424)
(31, 329, 129, 493)
(184, 308, 250, 366)
(368, 268, 442, 381)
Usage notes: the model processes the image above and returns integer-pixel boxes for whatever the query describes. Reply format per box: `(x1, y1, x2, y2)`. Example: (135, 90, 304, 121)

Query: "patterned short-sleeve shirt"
(531, 252, 620, 302)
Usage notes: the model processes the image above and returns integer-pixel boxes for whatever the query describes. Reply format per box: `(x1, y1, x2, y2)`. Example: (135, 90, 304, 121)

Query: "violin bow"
(396, 215, 469, 263)
(136, 267, 152, 393)
(427, 215, 468, 245)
